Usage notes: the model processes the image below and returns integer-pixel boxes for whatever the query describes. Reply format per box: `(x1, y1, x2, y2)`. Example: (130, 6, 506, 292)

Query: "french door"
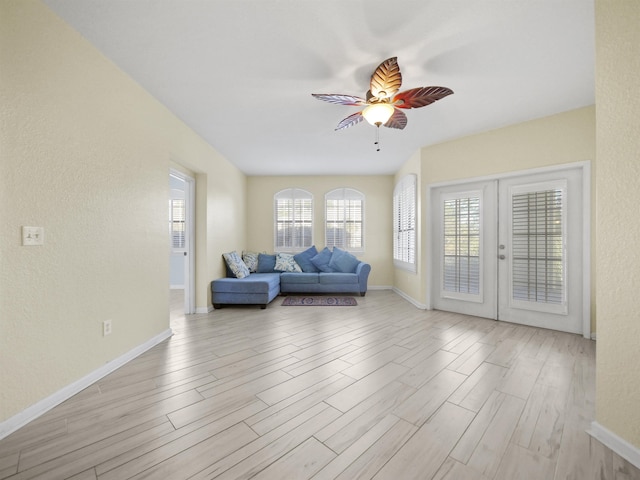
(431, 166, 586, 335)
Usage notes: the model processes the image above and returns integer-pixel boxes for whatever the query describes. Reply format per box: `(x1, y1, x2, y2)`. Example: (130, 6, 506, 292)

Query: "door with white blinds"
(431, 167, 585, 334)
(431, 180, 498, 319)
(497, 169, 583, 333)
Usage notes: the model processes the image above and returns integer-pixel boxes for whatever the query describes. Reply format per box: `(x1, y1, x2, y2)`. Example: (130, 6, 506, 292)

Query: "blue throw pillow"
(310, 247, 335, 273)
(293, 245, 319, 273)
(257, 253, 277, 273)
(328, 247, 361, 273)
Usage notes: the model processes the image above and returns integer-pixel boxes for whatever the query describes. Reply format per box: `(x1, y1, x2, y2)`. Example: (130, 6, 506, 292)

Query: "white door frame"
(425, 161, 591, 339)
(170, 168, 196, 315)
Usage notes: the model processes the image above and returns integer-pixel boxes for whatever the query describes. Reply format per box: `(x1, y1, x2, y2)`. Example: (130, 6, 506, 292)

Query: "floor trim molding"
(0, 328, 173, 441)
(195, 306, 213, 314)
(392, 287, 427, 310)
(589, 421, 640, 469)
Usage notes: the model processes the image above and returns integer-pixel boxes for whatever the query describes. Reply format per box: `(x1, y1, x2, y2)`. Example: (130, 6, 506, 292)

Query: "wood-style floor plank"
(0, 290, 638, 480)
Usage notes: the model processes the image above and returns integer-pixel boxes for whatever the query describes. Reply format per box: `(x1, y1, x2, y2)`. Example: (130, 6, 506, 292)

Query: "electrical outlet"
(22, 226, 44, 246)
(102, 319, 112, 336)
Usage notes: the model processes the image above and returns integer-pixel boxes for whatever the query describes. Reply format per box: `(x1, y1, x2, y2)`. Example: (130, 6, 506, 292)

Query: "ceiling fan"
(312, 57, 453, 131)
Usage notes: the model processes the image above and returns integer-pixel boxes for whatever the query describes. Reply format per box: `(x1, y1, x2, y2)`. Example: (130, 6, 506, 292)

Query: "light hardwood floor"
(2, 290, 639, 479)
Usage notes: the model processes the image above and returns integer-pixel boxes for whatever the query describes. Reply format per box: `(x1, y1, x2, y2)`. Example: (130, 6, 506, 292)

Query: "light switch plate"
(22, 226, 44, 246)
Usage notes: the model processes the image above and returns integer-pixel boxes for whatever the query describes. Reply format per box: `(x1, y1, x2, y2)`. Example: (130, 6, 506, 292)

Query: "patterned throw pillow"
(242, 251, 260, 272)
(222, 251, 250, 278)
(274, 252, 302, 272)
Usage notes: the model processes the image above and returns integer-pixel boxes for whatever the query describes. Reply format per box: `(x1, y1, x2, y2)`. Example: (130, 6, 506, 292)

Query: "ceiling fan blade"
(312, 94, 367, 106)
(392, 86, 454, 109)
(335, 112, 364, 130)
(384, 109, 407, 130)
(369, 57, 402, 101)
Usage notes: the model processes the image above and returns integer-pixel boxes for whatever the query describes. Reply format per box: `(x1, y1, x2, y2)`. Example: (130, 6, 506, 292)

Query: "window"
(325, 188, 364, 251)
(442, 191, 482, 298)
(393, 174, 417, 272)
(274, 188, 313, 252)
(510, 182, 566, 308)
(170, 198, 186, 250)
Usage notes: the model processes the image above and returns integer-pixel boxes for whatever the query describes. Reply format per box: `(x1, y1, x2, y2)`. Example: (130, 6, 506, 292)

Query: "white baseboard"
(170, 285, 185, 290)
(367, 285, 393, 291)
(589, 421, 640, 470)
(0, 328, 173, 441)
(392, 287, 428, 309)
(195, 306, 213, 314)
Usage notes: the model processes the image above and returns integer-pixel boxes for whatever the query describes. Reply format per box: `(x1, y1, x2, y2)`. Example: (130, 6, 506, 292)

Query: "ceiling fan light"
(362, 103, 394, 126)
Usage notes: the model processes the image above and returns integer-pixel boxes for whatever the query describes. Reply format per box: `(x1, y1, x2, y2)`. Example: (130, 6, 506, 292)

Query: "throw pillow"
(293, 245, 319, 273)
(274, 252, 302, 272)
(328, 247, 360, 273)
(310, 247, 335, 273)
(257, 253, 277, 273)
(242, 251, 260, 272)
(222, 251, 250, 279)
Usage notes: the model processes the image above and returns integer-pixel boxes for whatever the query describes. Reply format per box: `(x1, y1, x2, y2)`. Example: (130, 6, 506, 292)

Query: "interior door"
(431, 166, 585, 334)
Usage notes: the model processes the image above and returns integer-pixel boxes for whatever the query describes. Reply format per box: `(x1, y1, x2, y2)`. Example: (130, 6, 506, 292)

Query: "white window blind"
(274, 188, 313, 252)
(325, 188, 364, 251)
(511, 185, 565, 306)
(442, 192, 481, 296)
(393, 174, 417, 271)
(170, 198, 186, 250)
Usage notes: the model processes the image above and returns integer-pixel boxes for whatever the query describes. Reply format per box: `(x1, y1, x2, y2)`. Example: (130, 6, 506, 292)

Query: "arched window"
(325, 188, 364, 252)
(393, 174, 417, 272)
(274, 188, 313, 252)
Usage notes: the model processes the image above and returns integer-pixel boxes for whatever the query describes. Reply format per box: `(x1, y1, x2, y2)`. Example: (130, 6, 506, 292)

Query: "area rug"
(281, 296, 358, 306)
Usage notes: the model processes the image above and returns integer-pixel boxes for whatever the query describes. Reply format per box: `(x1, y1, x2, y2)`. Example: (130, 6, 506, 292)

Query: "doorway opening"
(169, 169, 195, 316)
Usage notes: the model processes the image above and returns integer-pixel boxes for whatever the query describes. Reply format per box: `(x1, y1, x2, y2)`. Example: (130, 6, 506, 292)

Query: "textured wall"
(595, 0, 640, 448)
(0, 0, 245, 422)
(246, 175, 394, 288)
(422, 107, 595, 185)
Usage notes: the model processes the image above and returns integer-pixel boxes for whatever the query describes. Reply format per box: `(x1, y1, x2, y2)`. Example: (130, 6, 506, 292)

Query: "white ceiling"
(42, 0, 595, 176)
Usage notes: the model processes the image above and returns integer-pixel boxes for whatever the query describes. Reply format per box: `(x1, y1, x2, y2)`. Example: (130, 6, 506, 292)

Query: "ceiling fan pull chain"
(374, 126, 381, 152)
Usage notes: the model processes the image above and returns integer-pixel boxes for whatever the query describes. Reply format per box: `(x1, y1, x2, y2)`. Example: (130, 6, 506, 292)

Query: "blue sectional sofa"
(211, 247, 371, 309)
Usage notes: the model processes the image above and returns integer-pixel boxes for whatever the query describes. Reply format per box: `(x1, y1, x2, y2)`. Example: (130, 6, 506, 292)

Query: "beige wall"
(407, 108, 596, 318)
(246, 176, 394, 288)
(421, 107, 595, 185)
(0, 0, 245, 423)
(595, 0, 640, 449)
